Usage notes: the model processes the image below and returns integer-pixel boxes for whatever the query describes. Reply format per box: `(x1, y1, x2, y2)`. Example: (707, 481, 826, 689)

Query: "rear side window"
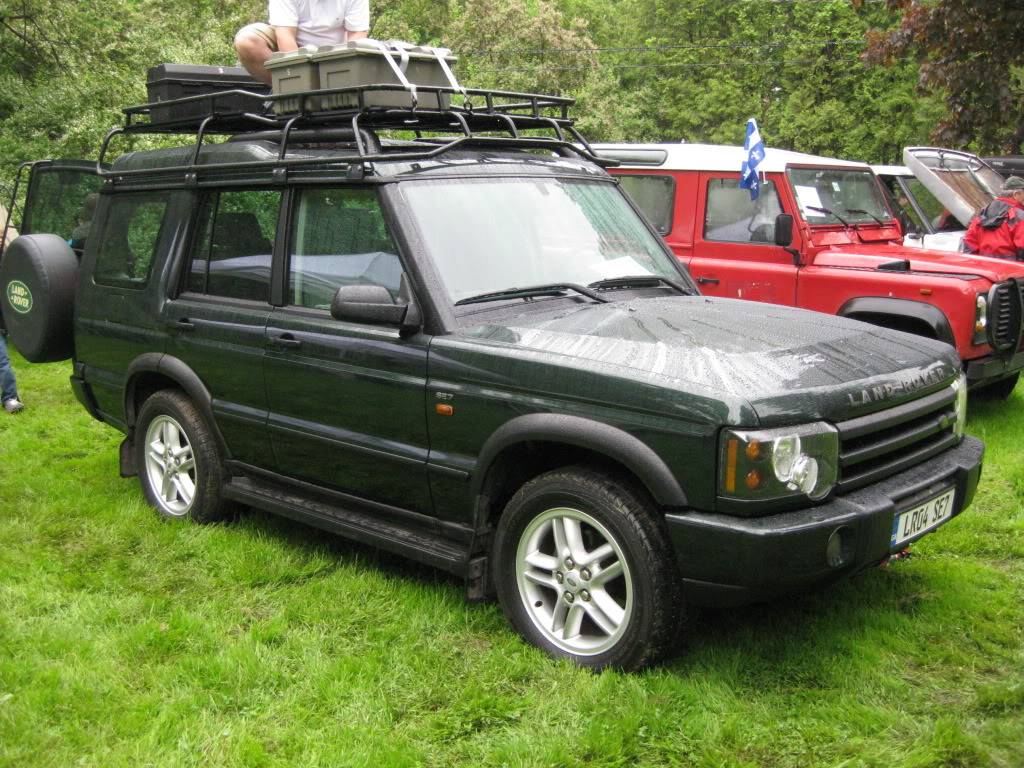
(288, 188, 403, 310)
(187, 190, 280, 302)
(618, 174, 675, 234)
(704, 178, 783, 244)
(93, 193, 170, 288)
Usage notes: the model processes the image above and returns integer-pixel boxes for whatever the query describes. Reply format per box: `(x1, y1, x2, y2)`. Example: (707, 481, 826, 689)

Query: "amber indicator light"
(745, 440, 762, 461)
(745, 470, 762, 490)
(725, 439, 738, 493)
(435, 403, 454, 417)
(920, 288, 933, 296)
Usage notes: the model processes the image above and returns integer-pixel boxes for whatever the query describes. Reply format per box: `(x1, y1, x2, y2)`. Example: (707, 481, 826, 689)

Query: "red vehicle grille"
(989, 279, 1024, 352)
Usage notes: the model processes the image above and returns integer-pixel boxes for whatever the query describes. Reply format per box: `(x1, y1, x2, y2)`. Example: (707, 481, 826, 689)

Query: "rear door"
(688, 172, 797, 305)
(3, 160, 105, 260)
(162, 188, 279, 469)
(263, 186, 432, 515)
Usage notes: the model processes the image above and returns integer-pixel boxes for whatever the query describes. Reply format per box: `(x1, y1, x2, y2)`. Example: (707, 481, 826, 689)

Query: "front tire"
(492, 467, 681, 671)
(135, 390, 233, 523)
(972, 372, 1019, 401)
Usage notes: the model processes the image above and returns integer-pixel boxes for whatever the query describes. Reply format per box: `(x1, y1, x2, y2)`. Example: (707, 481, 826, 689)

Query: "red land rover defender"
(599, 143, 1024, 399)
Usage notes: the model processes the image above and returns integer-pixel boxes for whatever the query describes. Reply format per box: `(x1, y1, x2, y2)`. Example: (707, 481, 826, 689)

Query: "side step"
(223, 475, 472, 577)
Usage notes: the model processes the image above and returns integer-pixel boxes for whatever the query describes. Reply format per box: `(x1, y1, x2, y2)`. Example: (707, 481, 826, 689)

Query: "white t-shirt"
(268, 0, 370, 48)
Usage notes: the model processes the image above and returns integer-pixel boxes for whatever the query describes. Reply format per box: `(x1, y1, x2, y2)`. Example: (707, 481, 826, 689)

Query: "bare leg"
(235, 30, 275, 85)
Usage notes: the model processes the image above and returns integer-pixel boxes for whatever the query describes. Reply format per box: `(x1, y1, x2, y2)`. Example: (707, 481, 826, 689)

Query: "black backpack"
(975, 199, 1017, 229)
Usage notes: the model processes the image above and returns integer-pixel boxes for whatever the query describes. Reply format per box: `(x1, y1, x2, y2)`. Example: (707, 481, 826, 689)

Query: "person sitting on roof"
(235, 0, 371, 85)
(964, 176, 1024, 259)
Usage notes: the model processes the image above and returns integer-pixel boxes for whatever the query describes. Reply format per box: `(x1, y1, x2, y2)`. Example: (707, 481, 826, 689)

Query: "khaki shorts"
(238, 22, 278, 51)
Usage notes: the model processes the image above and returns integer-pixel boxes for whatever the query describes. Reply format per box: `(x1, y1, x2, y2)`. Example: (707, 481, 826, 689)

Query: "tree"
(865, 0, 1024, 153)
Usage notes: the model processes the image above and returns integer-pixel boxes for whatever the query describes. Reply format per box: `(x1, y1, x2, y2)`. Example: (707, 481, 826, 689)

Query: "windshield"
(787, 168, 893, 225)
(402, 178, 685, 304)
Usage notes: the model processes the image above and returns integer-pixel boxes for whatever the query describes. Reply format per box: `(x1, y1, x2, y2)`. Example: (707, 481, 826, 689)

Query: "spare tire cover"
(0, 234, 79, 362)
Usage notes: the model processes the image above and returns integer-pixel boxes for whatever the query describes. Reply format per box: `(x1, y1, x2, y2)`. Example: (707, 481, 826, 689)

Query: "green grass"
(1, 349, 1022, 768)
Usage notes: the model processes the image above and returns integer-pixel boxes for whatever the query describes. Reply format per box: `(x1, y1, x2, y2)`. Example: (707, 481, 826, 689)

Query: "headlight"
(952, 372, 967, 439)
(719, 422, 839, 503)
(973, 293, 988, 345)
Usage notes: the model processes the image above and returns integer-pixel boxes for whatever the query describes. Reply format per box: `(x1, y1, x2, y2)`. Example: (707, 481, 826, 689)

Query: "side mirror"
(330, 276, 422, 337)
(774, 213, 794, 248)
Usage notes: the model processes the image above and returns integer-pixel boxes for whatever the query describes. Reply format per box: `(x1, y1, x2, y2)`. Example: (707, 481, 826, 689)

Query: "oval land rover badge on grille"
(5, 280, 33, 314)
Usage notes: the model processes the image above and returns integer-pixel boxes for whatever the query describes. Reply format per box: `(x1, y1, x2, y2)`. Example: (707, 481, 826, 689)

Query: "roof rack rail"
(97, 83, 611, 181)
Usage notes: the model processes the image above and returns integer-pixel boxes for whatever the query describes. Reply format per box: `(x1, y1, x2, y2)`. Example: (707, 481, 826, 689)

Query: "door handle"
(697, 276, 720, 285)
(176, 318, 195, 331)
(269, 334, 302, 350)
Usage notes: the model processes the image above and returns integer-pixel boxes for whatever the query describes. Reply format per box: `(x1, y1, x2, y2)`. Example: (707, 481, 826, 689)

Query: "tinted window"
(93, 193, 169, 287)
(22, 166, 104, 246)
(618, 174, 675, 233)
(704, 178, 783, 243)
(880, 176, 926, 233)
(288, 188, 402, 310)
(187, 190, 279, 302)
(906, 178, 963, 231)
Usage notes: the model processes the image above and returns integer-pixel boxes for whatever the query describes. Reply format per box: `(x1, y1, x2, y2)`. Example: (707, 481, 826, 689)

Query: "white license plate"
(891, 486, 956, 549)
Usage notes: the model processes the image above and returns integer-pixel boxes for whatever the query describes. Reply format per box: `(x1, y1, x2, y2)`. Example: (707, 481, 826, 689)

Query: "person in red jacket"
(964, 175, 1024, 258)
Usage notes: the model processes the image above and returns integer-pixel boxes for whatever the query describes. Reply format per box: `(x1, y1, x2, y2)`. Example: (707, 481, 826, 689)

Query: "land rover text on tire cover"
(0, 85, 984, 671)
(601, 143, 1024, 401)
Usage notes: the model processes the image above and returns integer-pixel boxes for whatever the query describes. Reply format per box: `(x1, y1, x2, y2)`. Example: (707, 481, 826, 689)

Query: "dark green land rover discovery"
(0, 86, 983, 670)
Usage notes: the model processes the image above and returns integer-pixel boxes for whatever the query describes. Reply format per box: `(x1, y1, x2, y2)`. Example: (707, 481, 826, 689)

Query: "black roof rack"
(98, 83, 612, 181)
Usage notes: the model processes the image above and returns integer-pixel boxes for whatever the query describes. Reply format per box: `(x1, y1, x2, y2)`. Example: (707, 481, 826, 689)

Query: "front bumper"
(965, 349, 1024, 386)
(665, 436, 984, 607)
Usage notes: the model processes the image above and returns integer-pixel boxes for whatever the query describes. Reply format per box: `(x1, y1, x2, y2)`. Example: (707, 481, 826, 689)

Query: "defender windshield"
(402, 178, 685, 305)
(788, 168, 892, 226)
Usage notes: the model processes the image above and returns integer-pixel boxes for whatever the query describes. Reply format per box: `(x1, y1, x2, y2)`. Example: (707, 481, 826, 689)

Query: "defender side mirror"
(774, 213, 794, 248)
(330, 275, 422, 338)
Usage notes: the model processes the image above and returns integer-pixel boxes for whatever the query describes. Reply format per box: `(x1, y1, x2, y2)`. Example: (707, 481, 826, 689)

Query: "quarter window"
(93, 192, 169, 287)
(187, 190, 280, 302)
(617, 174, 675, 234)
(704, 178, 783, 244)
(288, 188, 403, 311)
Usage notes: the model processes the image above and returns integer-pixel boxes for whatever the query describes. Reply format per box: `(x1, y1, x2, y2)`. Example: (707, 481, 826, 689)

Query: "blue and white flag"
(739, 118, 766, 200)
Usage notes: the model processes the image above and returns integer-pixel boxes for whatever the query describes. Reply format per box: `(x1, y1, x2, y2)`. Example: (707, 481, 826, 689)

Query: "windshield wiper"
(806, 204, 864, 243)
(844, 208, 888, 226)
(806, 205, 851, 227)
(454, 282, 610, 307)
(588, 275, 693, 295)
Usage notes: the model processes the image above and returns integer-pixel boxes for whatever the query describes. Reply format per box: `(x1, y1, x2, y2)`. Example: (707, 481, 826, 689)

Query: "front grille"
(988, 279, 1023, 352)
(835, 386, 958, 494)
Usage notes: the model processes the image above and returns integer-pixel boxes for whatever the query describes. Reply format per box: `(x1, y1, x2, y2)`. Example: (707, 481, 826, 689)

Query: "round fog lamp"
(772, 435, 801, 482)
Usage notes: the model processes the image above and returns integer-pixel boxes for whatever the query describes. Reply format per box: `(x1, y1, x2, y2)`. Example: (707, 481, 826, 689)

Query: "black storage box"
(145, 64, 270, 125)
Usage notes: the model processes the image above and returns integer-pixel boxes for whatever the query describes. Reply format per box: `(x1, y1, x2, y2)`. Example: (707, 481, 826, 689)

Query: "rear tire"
(492, 467, 681, 671)
(134, 390, 233, 523)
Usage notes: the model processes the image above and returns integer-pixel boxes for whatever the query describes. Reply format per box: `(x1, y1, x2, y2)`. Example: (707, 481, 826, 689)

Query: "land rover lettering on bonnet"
(0, 63, 984, 670)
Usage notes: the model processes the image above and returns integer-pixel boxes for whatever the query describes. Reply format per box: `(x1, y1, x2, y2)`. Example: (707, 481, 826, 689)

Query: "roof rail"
(97, 83, 609, 180)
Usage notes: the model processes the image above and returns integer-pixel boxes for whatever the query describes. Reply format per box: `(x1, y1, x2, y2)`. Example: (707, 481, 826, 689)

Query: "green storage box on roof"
(265, 46, 320, 114)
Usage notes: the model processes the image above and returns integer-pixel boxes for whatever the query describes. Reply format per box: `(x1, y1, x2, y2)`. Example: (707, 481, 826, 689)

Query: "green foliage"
(0, 0, 967, 195)
(868, 0, 1024, 154)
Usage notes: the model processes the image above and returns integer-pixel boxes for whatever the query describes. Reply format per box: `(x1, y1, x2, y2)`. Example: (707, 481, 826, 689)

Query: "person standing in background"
(235, 0, 371, 85)
(964, 176, 1024, 259)
(0, 334, 23, 414)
